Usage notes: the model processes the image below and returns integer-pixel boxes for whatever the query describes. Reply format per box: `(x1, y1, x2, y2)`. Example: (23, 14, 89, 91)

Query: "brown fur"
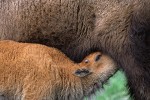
(0, 0, 150, 99)
(0, 40, 116, 100)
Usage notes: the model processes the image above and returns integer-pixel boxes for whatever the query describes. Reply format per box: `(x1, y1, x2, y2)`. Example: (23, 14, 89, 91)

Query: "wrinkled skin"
(0, 0, 150, 100)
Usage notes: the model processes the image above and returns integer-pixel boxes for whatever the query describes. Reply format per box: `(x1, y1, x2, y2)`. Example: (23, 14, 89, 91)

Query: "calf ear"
(95, 54, 102, 62)
(73, 68, 92, 77)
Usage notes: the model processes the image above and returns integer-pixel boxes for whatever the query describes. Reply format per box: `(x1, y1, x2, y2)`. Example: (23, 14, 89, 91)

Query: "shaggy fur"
(0, 0, 150, 100)
(0, 40, 116, 100)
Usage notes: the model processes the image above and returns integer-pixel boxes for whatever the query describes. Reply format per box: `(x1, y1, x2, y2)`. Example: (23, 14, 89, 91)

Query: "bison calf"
(0, 40, 117, 100)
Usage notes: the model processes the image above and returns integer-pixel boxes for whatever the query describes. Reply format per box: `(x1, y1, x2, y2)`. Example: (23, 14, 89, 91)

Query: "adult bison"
(0, 0, 150, 100)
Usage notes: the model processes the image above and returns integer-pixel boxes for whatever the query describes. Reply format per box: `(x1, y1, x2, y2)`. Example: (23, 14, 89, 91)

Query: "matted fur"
(0, 40, 116, 100)
(0, 0, 150, 99)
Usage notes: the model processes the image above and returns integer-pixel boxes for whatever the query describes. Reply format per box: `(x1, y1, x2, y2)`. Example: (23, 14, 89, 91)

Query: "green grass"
(84, 71, 133, 100)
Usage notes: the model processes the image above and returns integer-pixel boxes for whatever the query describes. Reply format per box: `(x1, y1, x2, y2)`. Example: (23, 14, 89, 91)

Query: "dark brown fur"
(0, 0, 150, 100)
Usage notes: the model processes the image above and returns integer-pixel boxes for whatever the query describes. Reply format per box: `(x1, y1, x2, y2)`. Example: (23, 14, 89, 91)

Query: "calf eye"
(95, 54, 101, 61)
(84, 59, 89, 63)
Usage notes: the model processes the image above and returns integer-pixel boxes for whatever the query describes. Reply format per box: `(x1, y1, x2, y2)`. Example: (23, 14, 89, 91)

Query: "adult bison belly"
(0, 0, 96, 61)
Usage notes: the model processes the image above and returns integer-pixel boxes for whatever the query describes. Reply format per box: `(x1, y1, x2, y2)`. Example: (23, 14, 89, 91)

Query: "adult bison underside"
(0, 0, 150, 100)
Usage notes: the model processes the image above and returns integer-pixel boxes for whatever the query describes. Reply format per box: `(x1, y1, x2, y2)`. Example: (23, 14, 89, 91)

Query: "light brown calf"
(0, 40, 117, 100)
